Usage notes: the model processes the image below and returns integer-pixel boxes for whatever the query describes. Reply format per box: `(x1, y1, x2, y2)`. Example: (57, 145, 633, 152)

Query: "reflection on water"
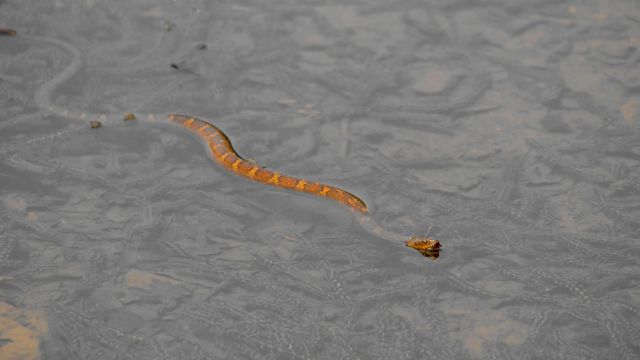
(1, 0, 640, 359)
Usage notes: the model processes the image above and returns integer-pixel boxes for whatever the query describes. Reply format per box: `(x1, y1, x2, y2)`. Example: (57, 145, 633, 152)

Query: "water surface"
(1, 0, 639, 359)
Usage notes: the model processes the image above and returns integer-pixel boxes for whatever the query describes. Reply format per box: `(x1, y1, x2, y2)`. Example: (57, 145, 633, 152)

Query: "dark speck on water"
(1, 0, 639, 359)
(0, 27, 16, 36)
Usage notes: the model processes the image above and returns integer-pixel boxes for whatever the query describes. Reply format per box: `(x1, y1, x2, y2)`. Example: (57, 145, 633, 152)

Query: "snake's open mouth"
(405, 237, 441, 259)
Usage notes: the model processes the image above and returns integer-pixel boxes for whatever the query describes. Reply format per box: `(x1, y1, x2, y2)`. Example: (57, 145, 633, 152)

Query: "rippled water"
(1, 0, 640, 359)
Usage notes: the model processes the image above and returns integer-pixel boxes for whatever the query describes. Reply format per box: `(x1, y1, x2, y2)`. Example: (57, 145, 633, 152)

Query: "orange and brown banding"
(168, 114, 368, 212)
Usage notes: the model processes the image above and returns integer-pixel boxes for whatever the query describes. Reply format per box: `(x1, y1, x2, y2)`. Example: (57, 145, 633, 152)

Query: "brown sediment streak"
(0, 28, 17, 36)
(168, 114, 368, 212)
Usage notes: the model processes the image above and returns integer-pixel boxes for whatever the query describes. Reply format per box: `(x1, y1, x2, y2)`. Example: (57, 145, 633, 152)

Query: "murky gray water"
(1, 0, 640, 359)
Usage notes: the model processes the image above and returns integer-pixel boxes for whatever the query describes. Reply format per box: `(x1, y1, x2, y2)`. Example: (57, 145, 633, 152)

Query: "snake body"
(2, 28, 440, 258)
(169, 114, 440, 258)
(169, 114, 368, 212)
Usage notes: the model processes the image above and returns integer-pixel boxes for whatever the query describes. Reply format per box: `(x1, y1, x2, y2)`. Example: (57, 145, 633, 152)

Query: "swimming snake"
(2, 28, 441, 259)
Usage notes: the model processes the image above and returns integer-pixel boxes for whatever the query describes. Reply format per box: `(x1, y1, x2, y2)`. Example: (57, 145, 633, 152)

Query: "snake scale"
(2, 28, 440, 259)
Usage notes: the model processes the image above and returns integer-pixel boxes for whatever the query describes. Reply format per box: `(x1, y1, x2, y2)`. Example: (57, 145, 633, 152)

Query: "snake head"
(405, 236, 441, 259)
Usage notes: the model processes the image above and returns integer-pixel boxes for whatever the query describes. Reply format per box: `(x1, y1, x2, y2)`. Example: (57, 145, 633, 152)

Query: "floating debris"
(0, 28, 17, 36)
(123, 112, 136, 121)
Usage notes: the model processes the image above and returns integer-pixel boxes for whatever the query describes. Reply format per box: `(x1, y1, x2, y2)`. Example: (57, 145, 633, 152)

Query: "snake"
(2, 28, 440, 259)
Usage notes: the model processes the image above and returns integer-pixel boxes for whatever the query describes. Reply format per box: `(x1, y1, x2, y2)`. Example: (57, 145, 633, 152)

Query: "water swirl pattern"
(1, 1, 639, 359)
